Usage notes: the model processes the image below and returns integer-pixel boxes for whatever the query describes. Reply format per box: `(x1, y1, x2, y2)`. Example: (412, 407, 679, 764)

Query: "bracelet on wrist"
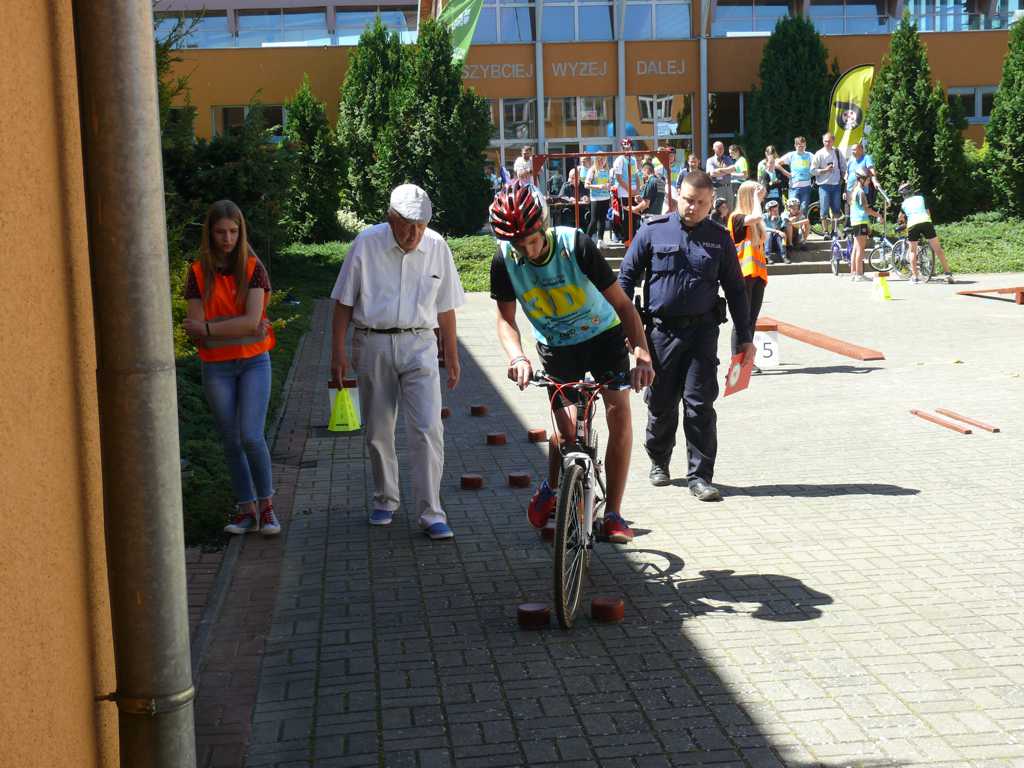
(509, 355, 528, 366)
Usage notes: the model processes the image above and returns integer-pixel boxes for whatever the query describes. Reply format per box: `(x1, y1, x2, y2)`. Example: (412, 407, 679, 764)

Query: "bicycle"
(807, 198, 843, 238)
(828, 215, 851, 276)
(865, 188, 899, 274)
(526, 370, 629, 629)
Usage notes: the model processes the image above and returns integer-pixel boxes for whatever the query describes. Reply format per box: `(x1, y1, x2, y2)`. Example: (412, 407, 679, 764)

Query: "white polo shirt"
(330, 223, 466, 330)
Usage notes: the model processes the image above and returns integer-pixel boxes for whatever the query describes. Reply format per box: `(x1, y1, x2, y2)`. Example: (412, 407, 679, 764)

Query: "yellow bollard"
(876, 271, 893, 301)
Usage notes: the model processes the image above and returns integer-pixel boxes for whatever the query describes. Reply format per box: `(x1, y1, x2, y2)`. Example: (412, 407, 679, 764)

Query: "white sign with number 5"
(753, 330, 780, 368)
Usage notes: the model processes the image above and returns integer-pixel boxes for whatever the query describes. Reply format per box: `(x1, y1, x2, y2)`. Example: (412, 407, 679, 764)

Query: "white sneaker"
(909, 276, 921, 285)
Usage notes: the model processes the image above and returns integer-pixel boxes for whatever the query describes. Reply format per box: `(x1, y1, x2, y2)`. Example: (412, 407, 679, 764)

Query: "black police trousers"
(644, 322, 720, 483)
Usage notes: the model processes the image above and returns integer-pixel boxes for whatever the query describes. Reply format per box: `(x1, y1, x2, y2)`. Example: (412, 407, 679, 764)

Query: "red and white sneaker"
(260, 504, 281, 536)
(224, 509, 258, 535)
(527, 480, 556, 529)
(601, 513, 634, 544)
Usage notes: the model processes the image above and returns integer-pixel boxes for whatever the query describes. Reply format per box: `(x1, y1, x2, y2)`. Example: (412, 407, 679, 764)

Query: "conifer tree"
(336, 20, 407, 222)
(746, 17, 835, 155)
(865, 12, 965, 219)
(390, 20, 491, 235)
(282, 75, 341, 242)
(986, 18, 1024, 215)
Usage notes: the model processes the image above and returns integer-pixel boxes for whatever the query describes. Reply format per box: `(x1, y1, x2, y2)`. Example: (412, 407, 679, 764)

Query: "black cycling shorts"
(537, 324, 630, 404)
(907, 222, 937, 241)
(850, 223, 872, 237)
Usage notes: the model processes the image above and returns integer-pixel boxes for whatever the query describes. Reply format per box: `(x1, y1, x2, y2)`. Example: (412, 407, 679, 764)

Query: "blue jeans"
(202, 352, 274, 504)
(793, 186, 813, 212)
(818, 184, 842, 220)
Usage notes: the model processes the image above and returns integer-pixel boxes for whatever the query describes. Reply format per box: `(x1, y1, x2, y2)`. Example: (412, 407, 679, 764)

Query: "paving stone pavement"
(243, 272, 1024, 768)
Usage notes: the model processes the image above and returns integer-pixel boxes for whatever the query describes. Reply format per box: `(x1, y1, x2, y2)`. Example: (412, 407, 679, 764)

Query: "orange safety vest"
(727, 216, 768, 283)
(191, 257, 276, 363)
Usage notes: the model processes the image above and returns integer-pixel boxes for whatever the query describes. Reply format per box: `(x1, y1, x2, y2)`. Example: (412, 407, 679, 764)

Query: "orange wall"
(172, 30, 1007, 140)
(0, 3, 116, 766)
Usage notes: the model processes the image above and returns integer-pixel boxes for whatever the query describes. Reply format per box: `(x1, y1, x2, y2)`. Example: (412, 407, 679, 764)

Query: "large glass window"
(805, 0, 895, 33)
(991, 0, 1024, 27)
(713, 0, 789, 34)
(904, 0, 979, 30)
(283, 10, 331, 44)
(625, 0, 691, 38)
(503, 98, 537, 139)
(628, 94, 693, 144)
(543, 3, 576, 40)
(501, 4, 537, 41)
(237, 9, 281, 46)
(155, 11, 232, 48)
(580, 3, 615, 39)
(948, 86, 998, 124)
(336, 6, 418, 45)
(709, 92, 743, 138)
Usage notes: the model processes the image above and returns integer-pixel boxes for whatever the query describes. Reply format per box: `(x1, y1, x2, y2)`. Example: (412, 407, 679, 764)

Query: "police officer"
(618, 170, 755, 501)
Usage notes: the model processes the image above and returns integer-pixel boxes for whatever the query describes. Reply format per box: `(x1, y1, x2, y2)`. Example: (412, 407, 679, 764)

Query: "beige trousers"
(352, 328, 445, 527)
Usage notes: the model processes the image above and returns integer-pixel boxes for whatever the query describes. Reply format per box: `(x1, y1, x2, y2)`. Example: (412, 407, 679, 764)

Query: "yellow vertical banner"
(829, 64, 875, 154)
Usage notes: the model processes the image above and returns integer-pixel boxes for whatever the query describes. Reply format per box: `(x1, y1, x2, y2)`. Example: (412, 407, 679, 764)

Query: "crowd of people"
(188, 132, 952, 543)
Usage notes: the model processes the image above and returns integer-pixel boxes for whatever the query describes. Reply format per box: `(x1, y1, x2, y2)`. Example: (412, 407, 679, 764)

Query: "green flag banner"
(829, 64, 875, 153)
(437, 0, 484, 63)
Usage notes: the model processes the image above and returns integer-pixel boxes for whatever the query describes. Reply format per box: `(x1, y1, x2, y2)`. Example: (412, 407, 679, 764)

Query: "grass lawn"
(937, 213, 1024, 274)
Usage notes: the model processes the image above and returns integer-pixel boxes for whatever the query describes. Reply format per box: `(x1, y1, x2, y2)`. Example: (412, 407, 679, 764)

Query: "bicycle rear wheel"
(553, 463, 588, 629)
(891, 240, 911, 279)
(917, 242, 935, 281)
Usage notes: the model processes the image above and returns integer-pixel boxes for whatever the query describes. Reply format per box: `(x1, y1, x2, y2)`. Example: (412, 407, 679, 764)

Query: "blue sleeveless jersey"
(499, 227, 620, 347)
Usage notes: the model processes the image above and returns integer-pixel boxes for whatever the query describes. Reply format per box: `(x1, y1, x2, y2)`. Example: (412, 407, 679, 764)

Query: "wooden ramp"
(957, 286, 1024, 305)
(756, 316, 885, 361)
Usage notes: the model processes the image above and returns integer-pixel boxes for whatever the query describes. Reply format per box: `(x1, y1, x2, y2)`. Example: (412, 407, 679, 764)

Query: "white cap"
(389, 184, 432, 223)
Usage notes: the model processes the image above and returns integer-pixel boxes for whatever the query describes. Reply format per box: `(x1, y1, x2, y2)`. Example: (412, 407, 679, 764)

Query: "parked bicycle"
(526, 370, 629, 629)
(828, 215, 851, 276)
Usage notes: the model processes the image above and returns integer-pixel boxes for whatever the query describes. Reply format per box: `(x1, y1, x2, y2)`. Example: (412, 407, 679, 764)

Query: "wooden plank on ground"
(910, 409, 972, 435)
(935, 408, 1000, 433)
(758, 315, 885, 361)
(957, 287, 1024, 305)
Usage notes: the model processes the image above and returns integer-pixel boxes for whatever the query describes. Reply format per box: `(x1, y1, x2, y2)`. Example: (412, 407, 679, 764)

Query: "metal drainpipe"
(71, 3, 197, 766)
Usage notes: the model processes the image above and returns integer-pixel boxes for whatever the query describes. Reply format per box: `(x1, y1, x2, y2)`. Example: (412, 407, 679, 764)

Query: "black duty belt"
(362, 327, 430, 334)
(652, 312, 716, 332)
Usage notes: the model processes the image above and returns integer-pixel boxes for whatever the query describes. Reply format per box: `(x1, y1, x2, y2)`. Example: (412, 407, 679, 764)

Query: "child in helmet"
(896, 182, 954, 284)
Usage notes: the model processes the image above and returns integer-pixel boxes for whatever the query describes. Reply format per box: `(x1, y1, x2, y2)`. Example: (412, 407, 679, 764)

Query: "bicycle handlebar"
(527, 370, 631, 390)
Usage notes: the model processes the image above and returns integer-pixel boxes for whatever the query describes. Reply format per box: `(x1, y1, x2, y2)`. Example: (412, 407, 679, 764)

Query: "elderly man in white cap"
(330, 184, 466, 540)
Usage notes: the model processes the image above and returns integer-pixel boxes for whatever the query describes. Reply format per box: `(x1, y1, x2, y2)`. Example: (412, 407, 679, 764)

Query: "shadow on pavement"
(761, 364, 883, 375)
(710, 482, 920, 498)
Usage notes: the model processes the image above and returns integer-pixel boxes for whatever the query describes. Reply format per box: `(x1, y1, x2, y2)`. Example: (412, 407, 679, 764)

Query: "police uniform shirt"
(617, 213, 753, 344)
(331, 222, 466, 329)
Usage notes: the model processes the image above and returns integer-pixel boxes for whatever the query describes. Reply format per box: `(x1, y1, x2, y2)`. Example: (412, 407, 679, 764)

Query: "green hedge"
(937, 213, 1024, 274)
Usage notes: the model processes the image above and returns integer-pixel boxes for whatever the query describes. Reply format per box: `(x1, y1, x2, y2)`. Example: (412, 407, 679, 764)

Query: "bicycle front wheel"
(830, 240, 842, 276)
(868, 243, 892, 273)
(917, 242, 935, 281)
(553, 463, 588, 630)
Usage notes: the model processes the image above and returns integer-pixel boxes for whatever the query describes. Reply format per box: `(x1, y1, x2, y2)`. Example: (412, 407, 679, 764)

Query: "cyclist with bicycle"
(488, 183, 655, 544)
(897, 182, 955, 284)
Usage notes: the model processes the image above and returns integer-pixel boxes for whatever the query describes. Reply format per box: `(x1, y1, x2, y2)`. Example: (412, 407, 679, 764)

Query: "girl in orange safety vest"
(182, 200, 280, 537)
(727, 180, 768, 360)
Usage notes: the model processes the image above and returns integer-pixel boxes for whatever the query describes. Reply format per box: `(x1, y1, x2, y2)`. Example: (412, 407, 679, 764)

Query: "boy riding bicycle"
(896, 182, 955, 284)
(488, 183, 655, 544)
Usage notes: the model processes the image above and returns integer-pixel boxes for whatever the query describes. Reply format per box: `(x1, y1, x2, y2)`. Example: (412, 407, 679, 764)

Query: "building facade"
(163, 0, 1014, 179)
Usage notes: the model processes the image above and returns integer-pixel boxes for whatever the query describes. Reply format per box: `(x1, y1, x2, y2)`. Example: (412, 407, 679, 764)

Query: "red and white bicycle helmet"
(489, 182, 549, 241)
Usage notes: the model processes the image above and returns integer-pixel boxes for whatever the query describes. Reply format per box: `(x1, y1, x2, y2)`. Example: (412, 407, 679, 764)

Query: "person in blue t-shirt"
(778, 136, 815, 212)
(897, 182, 955, 284)
(488, 183, 655, 544)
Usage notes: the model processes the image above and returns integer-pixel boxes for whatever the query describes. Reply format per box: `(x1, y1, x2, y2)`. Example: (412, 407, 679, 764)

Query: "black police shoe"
(688, 478, 722, 501)
(649, 462, 671, 487)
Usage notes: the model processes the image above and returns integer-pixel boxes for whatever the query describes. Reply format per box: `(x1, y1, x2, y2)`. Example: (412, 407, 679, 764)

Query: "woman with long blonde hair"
(182, 200, 280, 537)
(727, 180, 768, 359)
